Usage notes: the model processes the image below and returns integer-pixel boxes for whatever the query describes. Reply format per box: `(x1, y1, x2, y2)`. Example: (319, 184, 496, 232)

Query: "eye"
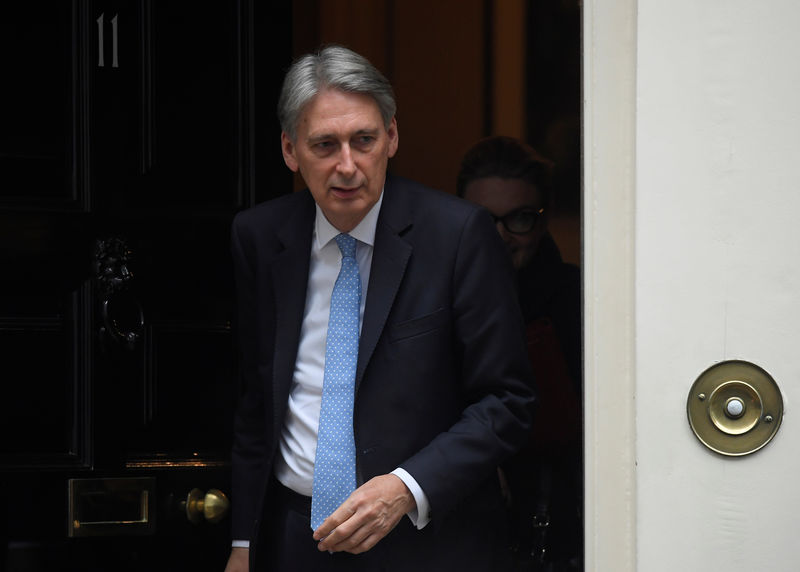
(311, 140, 336, 155)
(353, 135, 376, 148)
(505, 208, 543, 234)
(513, 211, 537, 225)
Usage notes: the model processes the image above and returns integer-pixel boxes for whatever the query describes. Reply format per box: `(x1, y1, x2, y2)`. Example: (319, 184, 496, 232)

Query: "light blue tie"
(311, 233, 361, 530)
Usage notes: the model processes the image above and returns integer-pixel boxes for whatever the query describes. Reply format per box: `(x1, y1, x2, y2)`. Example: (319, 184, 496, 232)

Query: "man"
(225, 46, 535, 572)
(457, 136, 582, 570)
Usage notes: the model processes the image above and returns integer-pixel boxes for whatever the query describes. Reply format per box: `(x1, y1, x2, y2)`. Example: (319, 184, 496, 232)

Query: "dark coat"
(229, 175, 536, 570)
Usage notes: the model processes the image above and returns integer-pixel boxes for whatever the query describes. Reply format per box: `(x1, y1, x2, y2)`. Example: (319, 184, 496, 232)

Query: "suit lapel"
(356, 180, 413, 393)
(270, 192, 315, 433)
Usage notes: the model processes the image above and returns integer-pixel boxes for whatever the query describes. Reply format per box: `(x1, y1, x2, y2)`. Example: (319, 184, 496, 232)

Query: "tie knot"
(334, 233, 357, 259)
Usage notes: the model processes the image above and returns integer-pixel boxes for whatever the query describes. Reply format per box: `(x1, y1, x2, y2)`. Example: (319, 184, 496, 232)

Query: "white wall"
(586, 1, 800, 570)
(636, 0, 800, 570)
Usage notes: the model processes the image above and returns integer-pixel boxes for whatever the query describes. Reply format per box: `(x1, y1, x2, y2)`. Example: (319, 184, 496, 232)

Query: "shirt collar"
(314, 189, 384, 250)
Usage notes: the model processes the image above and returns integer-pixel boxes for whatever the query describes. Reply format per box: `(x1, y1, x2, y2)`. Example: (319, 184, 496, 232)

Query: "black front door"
(0, 2, 290, 570)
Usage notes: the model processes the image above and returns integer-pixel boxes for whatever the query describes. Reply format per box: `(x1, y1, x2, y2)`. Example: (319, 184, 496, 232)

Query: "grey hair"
(278, 45, 397, 141)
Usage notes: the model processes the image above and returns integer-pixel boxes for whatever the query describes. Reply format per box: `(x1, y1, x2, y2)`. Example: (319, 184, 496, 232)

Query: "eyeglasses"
(490, 206, 545, 234)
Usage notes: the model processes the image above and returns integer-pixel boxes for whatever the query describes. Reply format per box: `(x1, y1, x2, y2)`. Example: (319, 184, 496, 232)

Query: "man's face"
(463, 177, 546, 270)
(281, 88, 399, 233)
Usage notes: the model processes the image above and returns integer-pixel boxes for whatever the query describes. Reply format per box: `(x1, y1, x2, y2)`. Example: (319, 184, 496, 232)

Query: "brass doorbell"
(687, 360, 783, 456)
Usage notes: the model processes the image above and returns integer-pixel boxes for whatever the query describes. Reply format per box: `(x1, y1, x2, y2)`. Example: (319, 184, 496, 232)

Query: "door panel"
(0, 2, 75, 206)
(90, 0, 243, 213)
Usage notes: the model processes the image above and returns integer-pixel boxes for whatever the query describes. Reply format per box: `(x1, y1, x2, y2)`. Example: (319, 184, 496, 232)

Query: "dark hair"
(278, 45, 396, 141)
(456, 136, 554, 205)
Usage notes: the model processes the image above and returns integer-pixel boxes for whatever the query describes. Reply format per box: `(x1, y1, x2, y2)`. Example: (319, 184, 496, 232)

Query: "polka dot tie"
(311, 233, 361, 530)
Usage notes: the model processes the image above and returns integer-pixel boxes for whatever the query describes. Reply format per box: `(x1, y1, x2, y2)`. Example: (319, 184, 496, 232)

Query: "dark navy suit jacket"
(230, 175, 536, 570)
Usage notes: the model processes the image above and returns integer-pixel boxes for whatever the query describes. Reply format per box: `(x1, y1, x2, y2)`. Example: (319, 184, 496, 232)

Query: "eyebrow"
(306, 128, 380, 145)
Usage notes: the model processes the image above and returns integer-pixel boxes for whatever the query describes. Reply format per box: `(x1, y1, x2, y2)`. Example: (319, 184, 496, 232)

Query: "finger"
(317, 504, 370, 551)
(313, 503, 356, 541)
(318, 516, 373, 552)
(343, 532, 384, 555)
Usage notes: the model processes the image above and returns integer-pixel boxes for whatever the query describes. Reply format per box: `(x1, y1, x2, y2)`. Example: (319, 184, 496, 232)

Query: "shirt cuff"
(231, 540, 250, 548)
(390, 467, 431, 529)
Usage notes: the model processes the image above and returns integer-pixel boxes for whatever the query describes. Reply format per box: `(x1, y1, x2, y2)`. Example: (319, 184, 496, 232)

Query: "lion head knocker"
(95, 237, 144, 350)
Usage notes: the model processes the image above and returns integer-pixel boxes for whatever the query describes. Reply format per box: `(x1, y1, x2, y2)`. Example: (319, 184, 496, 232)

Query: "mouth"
(330, 186, 361, 199)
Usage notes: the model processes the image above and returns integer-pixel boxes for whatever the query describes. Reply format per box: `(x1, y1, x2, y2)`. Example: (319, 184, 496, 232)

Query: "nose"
(336, 144, 357, 178)
(495, 219, 511, 242)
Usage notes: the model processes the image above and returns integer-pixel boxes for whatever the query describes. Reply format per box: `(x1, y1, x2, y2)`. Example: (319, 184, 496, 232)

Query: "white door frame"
(583, 0, 637, 570)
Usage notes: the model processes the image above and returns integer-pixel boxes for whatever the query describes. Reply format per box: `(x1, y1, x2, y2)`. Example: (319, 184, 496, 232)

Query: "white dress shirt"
(233, 192, 429, 548)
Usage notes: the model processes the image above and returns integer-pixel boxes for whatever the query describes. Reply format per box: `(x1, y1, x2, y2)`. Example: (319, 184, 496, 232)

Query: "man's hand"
(313, 474, 415, 554)
(223, 547, 249, 572)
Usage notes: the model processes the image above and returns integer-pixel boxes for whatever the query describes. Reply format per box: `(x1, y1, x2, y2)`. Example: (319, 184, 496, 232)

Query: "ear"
(281, 132, 299, 172)
(386, 117, 399, 158)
